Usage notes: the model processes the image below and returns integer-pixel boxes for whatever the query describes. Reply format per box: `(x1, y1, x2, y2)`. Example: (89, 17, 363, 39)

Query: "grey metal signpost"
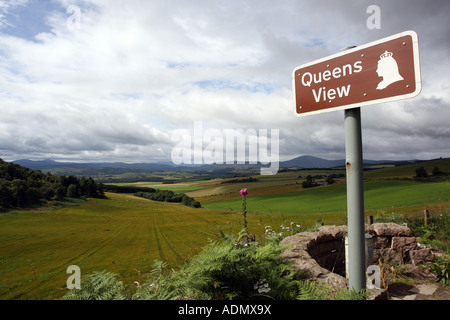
(341, 45, 366, 292)
(292, 31, 421, 294)
(344, 107, 366, 292)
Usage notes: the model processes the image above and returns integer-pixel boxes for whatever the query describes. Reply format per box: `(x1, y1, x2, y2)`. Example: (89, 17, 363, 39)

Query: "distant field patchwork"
(203, 180, 450, 214)
(1, 159, 449, 300)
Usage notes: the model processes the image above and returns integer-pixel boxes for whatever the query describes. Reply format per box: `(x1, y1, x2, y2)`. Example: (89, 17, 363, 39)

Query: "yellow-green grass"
(112, 170, 346, 201)
(111, 180, 213, 194)
(187, 171, 336, 200)
(3, 176, 448, 300)
(196, 183, 306, 204)
(0, 193, 319, 300)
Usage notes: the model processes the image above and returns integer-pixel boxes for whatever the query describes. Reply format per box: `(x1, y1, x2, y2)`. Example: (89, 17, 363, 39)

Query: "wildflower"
(240, 188, 248, 234)
(254, 278, 271, 294)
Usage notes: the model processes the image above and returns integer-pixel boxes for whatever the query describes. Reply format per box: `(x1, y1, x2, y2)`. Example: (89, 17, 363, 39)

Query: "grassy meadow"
(0, 193, 319, 300)
(1, 158, 449, 300)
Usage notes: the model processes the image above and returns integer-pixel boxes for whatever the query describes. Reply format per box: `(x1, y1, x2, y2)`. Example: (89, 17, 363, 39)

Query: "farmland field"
(202, 180, 450, 214)
(0, 193, 320, 300)
(1, 158, 449, 300)
(363, 157, 450, 179)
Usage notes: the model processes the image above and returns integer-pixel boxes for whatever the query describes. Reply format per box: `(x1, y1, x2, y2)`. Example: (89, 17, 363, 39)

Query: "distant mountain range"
(278, 155, 414, 168)
(12, 159, 175, 171)
(13, 155, 416, 172)
(280, 155, 345, 168)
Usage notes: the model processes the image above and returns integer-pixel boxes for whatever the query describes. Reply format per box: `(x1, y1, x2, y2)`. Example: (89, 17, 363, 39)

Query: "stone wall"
(281, 225, 349, 289)
(280, 223, 435, 291)
(366, 222, 435, 265)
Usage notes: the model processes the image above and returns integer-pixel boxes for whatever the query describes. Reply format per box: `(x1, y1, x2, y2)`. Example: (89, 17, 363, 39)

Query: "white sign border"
(292, 30, 422, 117)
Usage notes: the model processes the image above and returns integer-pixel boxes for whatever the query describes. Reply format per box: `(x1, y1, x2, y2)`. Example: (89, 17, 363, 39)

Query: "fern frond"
(297, 280, 331, 300)
(61, 270, 125, 300)
(333, 288, 368, 300)
(297, 280, 368, 300)
(150, 260, 168, 276)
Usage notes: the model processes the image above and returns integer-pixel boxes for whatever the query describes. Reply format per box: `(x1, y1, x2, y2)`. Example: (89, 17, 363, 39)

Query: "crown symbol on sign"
(380, 51, 393, 59)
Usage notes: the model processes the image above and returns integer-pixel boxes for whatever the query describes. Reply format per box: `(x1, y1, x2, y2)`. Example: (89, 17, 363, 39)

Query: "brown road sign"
(293, 31, 421, 116)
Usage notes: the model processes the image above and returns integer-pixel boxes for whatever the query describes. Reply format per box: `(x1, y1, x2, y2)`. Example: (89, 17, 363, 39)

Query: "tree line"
(103, 184, 201, 208)
(0, 158, 105, 209)
(221, 177, 258, 184)
(134, 190, 201, 208)
(415, 166, 447, 178)
(301, 173, 342, 188)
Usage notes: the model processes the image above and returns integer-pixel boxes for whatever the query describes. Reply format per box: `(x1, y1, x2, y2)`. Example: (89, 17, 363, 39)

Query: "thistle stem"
(242, 196, 248, 234)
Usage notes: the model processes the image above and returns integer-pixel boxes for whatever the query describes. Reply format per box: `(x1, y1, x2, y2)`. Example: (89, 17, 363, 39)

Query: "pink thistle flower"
(239, 188, 248, 197)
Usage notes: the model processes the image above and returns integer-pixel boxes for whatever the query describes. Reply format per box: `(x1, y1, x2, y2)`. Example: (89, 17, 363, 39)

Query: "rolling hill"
(13, 155, 423, 173)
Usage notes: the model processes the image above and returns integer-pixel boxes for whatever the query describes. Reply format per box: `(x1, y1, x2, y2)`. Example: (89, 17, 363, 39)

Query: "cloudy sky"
(0, 0, 449, 164)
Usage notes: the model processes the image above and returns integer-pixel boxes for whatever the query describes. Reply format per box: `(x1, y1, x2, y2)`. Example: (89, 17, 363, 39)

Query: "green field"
(1, 158, 449, 300)
(2, 180, 448, 300)
(0, 193, 319, 300)
(363, 157, 450, 179)
(203, 180, 450, 214)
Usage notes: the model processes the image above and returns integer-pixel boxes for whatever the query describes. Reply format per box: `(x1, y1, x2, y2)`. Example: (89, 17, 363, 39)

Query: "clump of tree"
(221, 177, 258, 184)
(300, 173, 342, 188)
(134, 190, 201, 208)
(103, 185, 156, 194)
(431, 167, 447, 176)
(415, 166, 428, 178)
(302, 175, 317, 188)
(415, 166, 447, 179)
(0, 158, 105, 209)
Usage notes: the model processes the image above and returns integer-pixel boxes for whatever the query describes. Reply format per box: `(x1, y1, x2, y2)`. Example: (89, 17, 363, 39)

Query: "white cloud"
(0, 0, 449, 163)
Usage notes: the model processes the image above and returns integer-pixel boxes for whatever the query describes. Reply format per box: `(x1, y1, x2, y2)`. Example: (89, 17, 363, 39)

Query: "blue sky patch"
(0, 0, 60, 41)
